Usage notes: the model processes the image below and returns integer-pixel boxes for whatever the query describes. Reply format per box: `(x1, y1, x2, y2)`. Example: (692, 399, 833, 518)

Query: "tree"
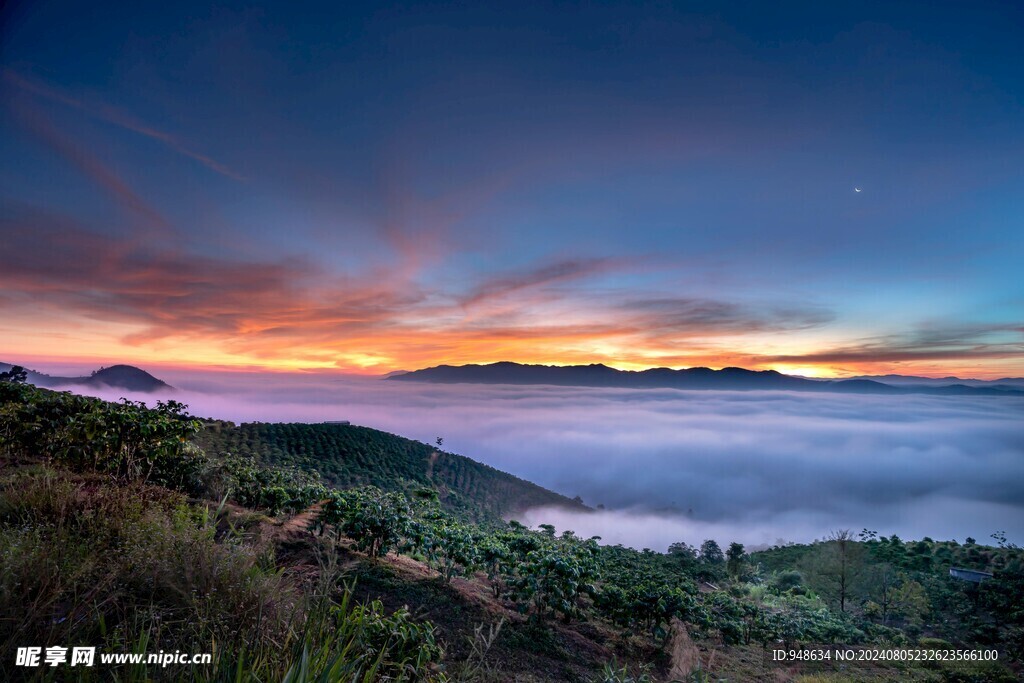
(668, 541, 697, 559)
(700, 540, 725, 565)
(893, 579, 929, 627)
(992, 531, 1020, 550)
(804, 529, 865, 612)
(0, 365, 27, 384)
(863, 562, 900, 625)
(726, 542, 746, 580)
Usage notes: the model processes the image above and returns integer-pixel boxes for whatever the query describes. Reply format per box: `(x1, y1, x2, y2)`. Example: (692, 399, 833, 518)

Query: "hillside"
(391, 362, 1024, 397)
(0, 362, 172, 392)
(196, 421, 587, 521)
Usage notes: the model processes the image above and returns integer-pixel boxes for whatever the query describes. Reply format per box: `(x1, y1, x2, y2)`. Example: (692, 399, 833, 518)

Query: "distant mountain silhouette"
(390, 362, 1024, 397)
(850, 374, 1024, 388)
(0, 362, 172, 393)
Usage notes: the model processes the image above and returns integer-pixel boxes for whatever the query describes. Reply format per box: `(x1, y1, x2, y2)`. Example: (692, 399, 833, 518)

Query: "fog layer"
(69, 370, 1024, 550)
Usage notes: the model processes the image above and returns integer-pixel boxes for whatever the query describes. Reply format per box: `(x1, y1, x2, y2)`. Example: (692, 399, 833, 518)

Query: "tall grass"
(0, 468, 445, 682)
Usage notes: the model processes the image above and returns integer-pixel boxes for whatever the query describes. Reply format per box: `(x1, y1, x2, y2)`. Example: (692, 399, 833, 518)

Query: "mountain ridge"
(390, 362, 1024, 397)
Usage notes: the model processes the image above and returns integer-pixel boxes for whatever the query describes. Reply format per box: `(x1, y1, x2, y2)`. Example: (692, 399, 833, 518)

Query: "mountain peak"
(88, 365, 172, 391)
(1, 362, 172, 393)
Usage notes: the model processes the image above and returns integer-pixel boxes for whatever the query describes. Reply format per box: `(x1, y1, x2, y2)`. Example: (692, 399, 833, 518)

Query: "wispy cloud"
(460, 258, 628, 309)
(4, 69, 243, 181)
(762, 325, 1024, 364)
(7, 99, 173, 236)
(621, 297, 835, 337)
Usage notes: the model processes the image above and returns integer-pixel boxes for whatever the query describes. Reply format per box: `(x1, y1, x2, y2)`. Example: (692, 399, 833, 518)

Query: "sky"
(1, 0, 1023, 378)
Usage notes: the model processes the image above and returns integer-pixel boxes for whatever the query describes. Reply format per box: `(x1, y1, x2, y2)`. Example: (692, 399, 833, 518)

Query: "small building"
(949, 567, 993, 583)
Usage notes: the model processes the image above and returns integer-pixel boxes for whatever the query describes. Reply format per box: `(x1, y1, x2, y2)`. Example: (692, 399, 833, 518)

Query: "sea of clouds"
(67, 369, 1024, 551)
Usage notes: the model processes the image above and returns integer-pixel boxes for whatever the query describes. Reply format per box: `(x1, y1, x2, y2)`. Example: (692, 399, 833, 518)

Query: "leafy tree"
(992, 531, 1020, 550)
(0, 366, 27, 384)
(700, 539, 725, 565)
(981, 566, 1024, 659)
(726, 542, 746, 579)
(704, 592, 746, 645)
(668, 541, 697, 560)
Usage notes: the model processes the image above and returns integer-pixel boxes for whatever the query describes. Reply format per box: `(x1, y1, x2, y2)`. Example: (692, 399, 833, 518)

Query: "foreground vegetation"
(1, 373, 1021, 681)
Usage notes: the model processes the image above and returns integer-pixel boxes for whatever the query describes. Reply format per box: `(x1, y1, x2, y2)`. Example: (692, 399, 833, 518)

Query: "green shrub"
(0, 384, 204, 491)
(316, 486, 413, 558)
(206, 453, 327, 515)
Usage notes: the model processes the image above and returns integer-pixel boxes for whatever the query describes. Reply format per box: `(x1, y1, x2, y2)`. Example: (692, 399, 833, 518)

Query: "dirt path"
(278, 503, 322, 537)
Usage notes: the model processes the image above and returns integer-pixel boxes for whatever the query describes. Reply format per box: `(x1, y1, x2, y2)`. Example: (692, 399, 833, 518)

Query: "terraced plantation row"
(196, 421, 586, 522)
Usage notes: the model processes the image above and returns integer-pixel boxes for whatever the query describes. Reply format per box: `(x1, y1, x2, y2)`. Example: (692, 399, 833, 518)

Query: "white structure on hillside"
(949, 567, 993, 583)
